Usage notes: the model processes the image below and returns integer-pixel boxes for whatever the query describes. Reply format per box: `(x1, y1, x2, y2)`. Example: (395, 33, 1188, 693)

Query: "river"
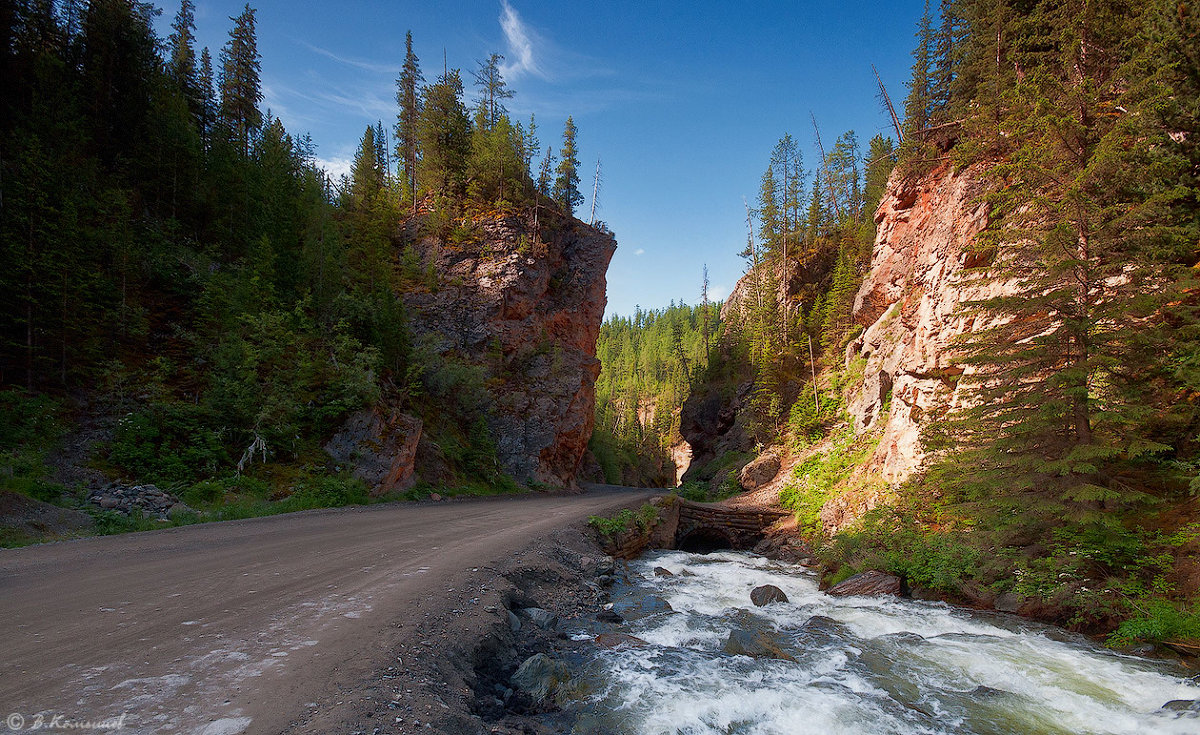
(566, 550, 1200, 735)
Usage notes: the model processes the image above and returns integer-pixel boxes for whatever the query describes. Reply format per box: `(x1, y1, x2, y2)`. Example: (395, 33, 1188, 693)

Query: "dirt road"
(0, 487, 652, 734)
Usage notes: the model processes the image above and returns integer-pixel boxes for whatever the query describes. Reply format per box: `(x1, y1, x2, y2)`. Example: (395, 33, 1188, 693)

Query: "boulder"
(324, 409, 422, 496)
(750, 584, 789, 607)
(594, 633, 648, 649)
(993, 592, 1026, 613)
(826, 570, 902, 597)
(520, 607, 559, 630)
(595, 609, 624, 624)
(510, 654, 570, 704)
(723, 628, 795, 662)
(739, 453, 781, 491)
(653, 567, 674, 578)
(612, 594, 673, 621)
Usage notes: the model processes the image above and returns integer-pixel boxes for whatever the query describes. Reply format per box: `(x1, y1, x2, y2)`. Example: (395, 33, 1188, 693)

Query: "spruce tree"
(219, 3, 262, 156)
(167, 0, 197, 91)
(417, 69, 472, 198)
(537, 145, 556, 197)
(552, 116, 582, 215)
(394, 30, 423, 206)
(929, 0, 1200, 531)
(197, 47, 216, 144)
(902, 0, 934, 144)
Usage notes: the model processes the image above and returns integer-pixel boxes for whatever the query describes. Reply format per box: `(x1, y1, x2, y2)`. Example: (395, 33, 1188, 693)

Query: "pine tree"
(394, 30, 423, 206)
(929, 0, 1200, 529)
(219, 3, 262, 156)
(902, 0, 934, 143)
(167, 0, 197, 90)
(417, 69, 472, 198)
(197, 46, 216, 144)
(929, 0, 963, 123)
(553, 116, 582, 215)
(373, 120, 390, 177)
(472, 52, 513, 131)
(537, 145, 556, 197)
(349, 125, 384, 208)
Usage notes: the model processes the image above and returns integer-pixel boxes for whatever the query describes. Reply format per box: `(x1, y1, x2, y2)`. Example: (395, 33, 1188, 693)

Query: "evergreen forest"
(600, 0, 1200, 645)
(0, 0, 589, 534)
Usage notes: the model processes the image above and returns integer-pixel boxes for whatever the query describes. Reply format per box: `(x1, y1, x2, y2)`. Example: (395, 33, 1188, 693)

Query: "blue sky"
(160, 1, 926, 318)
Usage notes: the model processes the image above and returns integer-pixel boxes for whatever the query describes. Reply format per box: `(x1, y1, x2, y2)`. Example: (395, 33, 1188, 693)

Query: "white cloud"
(708, 284, 730, 302)
(634, 248, 645, 256)
(316, 156, 354, 182)
(498, 0, 544, 80)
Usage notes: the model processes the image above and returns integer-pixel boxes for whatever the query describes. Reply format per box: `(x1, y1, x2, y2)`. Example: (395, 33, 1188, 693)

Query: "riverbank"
(274, 522, 626, 735)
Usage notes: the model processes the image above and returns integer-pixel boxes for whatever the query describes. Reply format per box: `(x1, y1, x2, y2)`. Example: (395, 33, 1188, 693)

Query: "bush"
(589, 503, 659, 537)
(589, 508, 634, 536)
(820, 508, 981, 594)
(287, 475, 370, 509)
(1108, 598, 1200, 647)
(0, 390, 69, 503)
(0, 390, 62, 449)
(108, 402, 229, 485)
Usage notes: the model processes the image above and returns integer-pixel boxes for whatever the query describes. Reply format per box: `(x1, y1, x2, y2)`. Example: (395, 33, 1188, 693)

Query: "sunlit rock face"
(843, 162, 1015, 487)
(402, 211, 616, 488)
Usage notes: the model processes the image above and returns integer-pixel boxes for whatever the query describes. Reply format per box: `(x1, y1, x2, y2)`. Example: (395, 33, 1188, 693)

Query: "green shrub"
(676, 482, 709, 502)
(0, 390, 62, 449)
(1108, 598, 1200, 647)
(287, 475, 370, 509)
(589, 503, 659, 537)
(820, 508, 981, 593)
(108, 402, 229, 485)
(634, 502, 659, 533)
(0, 390, 69, 503)
(589, 508, 634, 536)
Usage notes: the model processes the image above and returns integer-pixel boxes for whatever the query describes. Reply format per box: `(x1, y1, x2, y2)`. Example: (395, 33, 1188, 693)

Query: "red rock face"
(840, 162, 1015, 496)
(401, 211, 616, 489)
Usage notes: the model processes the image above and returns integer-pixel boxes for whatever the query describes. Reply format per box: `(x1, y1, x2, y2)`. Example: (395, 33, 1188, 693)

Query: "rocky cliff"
(400, 210, 616, 488)
(842, 162, 1007, 485)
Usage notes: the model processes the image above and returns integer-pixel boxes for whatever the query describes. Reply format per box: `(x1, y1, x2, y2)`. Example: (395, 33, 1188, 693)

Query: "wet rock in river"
(653, 566, 674, 577)
(595, 633, 648, 649)
(520, 607, 559, 630)
(750, 584, 789, 606)
(723, 628, 796, 662)
(612, 594, 673, 621)
(826, 570, 902, 597)
(510, 654, 570, 704)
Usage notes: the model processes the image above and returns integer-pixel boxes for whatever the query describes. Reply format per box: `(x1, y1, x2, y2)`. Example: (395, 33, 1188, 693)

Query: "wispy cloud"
(298, 40, 398, 75)
(634, 248, 645, 256)
(709, 284, 730, 302)
(273, 75, 395, 121)
(498, 0, 544, 80)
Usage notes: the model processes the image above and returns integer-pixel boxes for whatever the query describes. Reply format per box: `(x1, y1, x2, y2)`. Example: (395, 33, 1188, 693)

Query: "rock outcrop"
(739, 453, 781, 491)
(843, 162, 1008, 485)
(325, 408, 422, 495)
(402, 211, 615, 488)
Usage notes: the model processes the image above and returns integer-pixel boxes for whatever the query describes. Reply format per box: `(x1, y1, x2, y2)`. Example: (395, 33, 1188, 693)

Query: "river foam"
(577, 550, 1200, 735)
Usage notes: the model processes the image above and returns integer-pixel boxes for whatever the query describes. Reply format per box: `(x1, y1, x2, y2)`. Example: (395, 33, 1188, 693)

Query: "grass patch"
(780, 428, 878, 533)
